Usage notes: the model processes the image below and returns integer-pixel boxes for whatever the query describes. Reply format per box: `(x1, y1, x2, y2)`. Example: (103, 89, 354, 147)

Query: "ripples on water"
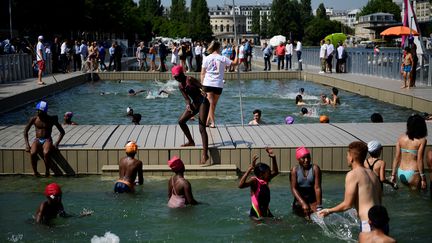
(0, 80, 418, 125)
(0, 175, 431, 242)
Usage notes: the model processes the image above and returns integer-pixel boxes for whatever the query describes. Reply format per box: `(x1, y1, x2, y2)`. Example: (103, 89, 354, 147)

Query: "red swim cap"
(45, 183, 62, 197)
(168, 156, 185, 172)
(296, 146, 310, 160)
(171, 65, 183, 77)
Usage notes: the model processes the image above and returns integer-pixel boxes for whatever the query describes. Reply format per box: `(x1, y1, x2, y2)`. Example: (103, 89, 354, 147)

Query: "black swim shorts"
(203, 86, 223, 95)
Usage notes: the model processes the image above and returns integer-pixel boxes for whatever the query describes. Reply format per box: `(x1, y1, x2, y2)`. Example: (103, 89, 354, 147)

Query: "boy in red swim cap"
(35, 183, 67, 224)
(114, 141, 143, 193)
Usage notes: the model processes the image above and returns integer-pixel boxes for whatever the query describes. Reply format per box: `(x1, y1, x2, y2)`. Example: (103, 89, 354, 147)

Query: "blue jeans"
(285, 54, 292, 69)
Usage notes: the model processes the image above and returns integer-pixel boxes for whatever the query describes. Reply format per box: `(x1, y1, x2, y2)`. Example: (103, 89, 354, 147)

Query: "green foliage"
(270, 0, 302, 39)
(189, 0, 213, 41)
(261, 12, 269, 38)
(300, 0, 313, 26)
(316, 3, 327, 19)
(303, 17, 342, 45)
(170, 0, 187, 23)
(359, 0, 401, 22)
(251, 8, 261, 36)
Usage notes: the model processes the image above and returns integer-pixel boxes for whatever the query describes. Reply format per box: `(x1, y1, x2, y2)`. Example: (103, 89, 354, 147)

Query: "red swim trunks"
(37, 60, 46, 72)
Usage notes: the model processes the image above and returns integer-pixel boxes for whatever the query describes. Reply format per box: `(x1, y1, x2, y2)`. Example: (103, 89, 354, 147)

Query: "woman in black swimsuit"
(172, 65, 210, 165)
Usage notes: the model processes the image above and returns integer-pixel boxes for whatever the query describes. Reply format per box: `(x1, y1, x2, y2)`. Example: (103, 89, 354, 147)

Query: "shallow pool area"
(0, 175, 431, 242)
(0, 79, 419, 125)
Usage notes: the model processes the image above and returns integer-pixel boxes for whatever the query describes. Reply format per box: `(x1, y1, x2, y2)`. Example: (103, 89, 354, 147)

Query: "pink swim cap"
(168, 156, 185, 172)
(171, 65, 183, 77)
(296, 146, 310, 160)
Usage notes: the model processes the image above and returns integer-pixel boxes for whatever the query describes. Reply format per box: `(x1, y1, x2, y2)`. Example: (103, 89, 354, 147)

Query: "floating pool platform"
(0, 123, 431, 176)
(1, 68, 432, 176)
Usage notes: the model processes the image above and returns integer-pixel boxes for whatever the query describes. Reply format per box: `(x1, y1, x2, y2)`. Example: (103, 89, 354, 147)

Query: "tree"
(251, 8, 261, 36)
(189, 0, 213, 41)
(139, 0, 164, 20)
(261, 12, 269, 38)
(170, 0, 187, 23)
(359, 0, 401, 22)
(316, 3, 327, 19)
(299, 0, 313, 29)
(304, 18, 342, 46)
(270, 0, 301, 39)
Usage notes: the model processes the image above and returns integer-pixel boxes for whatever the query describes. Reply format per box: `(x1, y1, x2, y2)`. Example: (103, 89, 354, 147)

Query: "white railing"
(0, 53, 52, 83)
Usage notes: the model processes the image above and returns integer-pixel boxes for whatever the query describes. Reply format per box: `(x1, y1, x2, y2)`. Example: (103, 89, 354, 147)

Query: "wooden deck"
(1, 123, 431, 175)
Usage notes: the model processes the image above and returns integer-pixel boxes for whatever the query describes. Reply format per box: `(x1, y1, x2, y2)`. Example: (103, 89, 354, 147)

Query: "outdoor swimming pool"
(0, 79, 419, 125)
(0, 175, 431, 242)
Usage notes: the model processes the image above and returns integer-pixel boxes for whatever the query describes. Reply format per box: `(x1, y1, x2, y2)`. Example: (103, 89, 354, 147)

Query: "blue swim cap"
(128, 89, 135, 94)
(36, 101, 48, 112)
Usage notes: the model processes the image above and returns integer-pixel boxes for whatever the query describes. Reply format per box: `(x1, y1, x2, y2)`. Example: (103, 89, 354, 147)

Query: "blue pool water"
(0, 79, 418, 125)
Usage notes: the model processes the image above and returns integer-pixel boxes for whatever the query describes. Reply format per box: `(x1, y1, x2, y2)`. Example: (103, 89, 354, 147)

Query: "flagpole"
(232, 0, 244, 126)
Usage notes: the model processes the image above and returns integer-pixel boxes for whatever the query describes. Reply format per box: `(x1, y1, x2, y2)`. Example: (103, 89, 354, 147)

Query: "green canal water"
(0, 174, 431, 242)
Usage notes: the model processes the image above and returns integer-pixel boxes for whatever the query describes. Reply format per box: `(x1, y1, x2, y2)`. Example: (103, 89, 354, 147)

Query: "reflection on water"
(0, 80, 418, 125)
(0, 174, 431, 242)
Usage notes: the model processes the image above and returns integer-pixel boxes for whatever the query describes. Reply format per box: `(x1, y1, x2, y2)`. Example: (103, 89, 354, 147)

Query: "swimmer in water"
(320, 94, 331, 105)
(331, 87, 340, 106)
(128, 89, 146, 96)
(167, 156, 199, 208)
(248, 109, 265, 125)
(290, 146, 322, 220)
(114, 141, 143, 193)
(35, 183, 68, 224)
(296, 95, 307, 106)
(358, 205, 396, 243)
(238, 147, 279, 220)
(63, 112, 78, 125)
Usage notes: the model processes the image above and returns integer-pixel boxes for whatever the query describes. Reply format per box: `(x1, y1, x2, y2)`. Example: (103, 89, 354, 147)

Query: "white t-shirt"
(195, 46, 202, 55)
(295, 41, 302, 52)
(319, 44, 328, 58)
(285, 43, 293, 55)
(60, 42, 68, 54)
(337, 46, 344, 59)
(238, 45, 245, 59)
(326, 44, 334, 57)
(36, 41, 45, 61)
(202, 54, 232, 88)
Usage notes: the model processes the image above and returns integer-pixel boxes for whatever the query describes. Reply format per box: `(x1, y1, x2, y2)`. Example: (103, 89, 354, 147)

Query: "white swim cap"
(38, 35, 44, 40)
(367, 140, 382, 153)
(126, 107, 132, 113)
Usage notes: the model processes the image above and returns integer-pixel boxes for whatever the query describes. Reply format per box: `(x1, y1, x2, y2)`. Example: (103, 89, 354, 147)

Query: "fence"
(0, 53, 52, 83)
(301, 47, 432, 86)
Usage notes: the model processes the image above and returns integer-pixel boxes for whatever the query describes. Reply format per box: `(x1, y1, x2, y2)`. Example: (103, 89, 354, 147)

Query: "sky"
(155, 0, 370, 11)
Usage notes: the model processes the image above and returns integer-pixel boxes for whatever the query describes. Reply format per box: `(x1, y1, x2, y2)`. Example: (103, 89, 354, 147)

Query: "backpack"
(244, 43, 252, 55)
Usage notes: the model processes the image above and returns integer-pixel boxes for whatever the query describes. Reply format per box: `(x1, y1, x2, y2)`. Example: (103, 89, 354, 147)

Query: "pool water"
(0, 79, 418, 125)
(0, 175, 431, 242)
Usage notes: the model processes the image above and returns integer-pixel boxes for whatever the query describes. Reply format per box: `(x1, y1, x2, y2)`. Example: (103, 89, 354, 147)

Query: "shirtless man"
(319, 141, 382, 233)
(24, 101, 65, 176)
(167, 156, 198, 208)
(248, 109, 265, 125)
(114, 141, 143, 193)
(359, 205, 396, 243)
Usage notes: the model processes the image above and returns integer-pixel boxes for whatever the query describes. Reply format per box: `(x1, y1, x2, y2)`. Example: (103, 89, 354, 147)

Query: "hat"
(168, 156, 185, 173)
(171, 65, 183, 77)
(64, 111, 73, 118)
(296, 146, 310, 160)
(367, 140, 382, 153)
(126, 107, 133, 114)
(285, 116, 294, 124)
(319, 115, 329, 123)
(125, 141, 138, 154)
(45, 183, 62, 197)
(36, 101, 48, 112)
(38, 35, 44, 40)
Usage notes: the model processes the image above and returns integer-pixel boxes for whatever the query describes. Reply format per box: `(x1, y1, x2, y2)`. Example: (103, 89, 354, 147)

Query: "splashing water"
(7, 234, 23, 242)
(310, 208, 359, 242)
(91, 232, 120, 243)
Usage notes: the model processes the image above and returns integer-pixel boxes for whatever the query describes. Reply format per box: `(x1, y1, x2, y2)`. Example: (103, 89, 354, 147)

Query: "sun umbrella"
(324, 33, 347, 46)
(380, 26, 419, 36)
(269, 35, 286, 47)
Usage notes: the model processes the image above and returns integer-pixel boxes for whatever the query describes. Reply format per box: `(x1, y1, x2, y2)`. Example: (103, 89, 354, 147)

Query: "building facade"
(355, 12, 397, 39)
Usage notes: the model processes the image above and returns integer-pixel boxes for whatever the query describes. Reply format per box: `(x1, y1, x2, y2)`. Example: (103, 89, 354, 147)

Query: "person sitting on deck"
(364, 141, 398, 190)
(248, 109, 265, 125)
(24, 101, 65, 177)
(359, 205, 396, 243)
(114, 141, 143, 193)
(239, 147, 279, 220)
(167, 156, 199, 208)
(35, 183, 68, 224)
(63, 112, 78, 125)
(290, 146, 322, 220)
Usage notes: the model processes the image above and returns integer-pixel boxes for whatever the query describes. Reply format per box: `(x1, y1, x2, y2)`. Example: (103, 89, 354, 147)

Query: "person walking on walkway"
(201, 40, 239, 128)
(285, 40, 293, 70)
(35, 35, 46, 85)
(262, 42, 272, 71)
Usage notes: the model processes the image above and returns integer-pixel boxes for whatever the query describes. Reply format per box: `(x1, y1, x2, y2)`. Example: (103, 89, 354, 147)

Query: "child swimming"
(238, 147, 279, 220)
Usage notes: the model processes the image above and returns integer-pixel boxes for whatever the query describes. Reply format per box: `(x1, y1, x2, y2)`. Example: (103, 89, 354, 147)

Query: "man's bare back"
(118, 156, 143, 185)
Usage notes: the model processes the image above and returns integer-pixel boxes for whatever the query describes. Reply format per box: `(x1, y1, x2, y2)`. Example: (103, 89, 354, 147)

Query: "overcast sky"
(154, 0, 369, 10)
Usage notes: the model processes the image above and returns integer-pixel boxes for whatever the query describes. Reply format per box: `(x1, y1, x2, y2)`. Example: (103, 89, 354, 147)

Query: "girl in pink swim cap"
(290, 146, 322, 219)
